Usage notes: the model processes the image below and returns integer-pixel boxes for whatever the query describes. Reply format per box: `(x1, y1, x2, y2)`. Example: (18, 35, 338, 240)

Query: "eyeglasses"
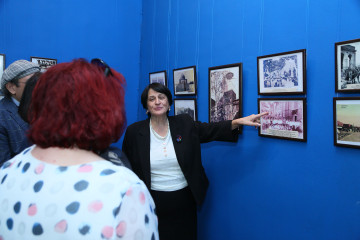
(90, 58, 113, 77)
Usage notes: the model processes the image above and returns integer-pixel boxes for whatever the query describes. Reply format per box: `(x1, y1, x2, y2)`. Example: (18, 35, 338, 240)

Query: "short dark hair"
(141, 83, 173, 116)
(28, 59, 126, 151)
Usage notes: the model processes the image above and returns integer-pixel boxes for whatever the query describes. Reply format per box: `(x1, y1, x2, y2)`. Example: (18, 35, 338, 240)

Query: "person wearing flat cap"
(0, 60, 41, 165)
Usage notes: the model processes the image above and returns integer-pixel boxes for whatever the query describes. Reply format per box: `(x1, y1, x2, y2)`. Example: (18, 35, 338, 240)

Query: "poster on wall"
(30, 57, 57, 71)
(257, 49, 306, 95)
(333, 97, 360, 149)
(258, 98, 307, 142)
(209, 63, 242, 129)
(335, 38, 360, 93)
(174, 98, 197, 121)
(149, 70, 167, 86)
(173, 66, 197, 96)
(0, 54, 5, 97)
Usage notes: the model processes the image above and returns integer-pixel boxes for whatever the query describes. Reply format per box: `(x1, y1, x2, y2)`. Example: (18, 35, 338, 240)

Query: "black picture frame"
(0, 54, 5, 97)
(174, 98, 197, 121)
(333, 97, 360, 149)
(149, 70, 167, 86)
(258, 98, 307, 142)
(335, 38, 360, 93)
(257, 49, 306, 95)
(30, 56, 57, 71)
(173, 66, 197, 96)
(208, 63, 242, 129)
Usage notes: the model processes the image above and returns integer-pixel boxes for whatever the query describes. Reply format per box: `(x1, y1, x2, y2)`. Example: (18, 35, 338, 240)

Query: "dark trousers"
(151, 187, 197, 240)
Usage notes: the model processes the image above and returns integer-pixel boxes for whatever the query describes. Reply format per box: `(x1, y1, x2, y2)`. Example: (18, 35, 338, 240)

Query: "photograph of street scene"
(259, 99, 305, 141)
(335, 99, 360, 147)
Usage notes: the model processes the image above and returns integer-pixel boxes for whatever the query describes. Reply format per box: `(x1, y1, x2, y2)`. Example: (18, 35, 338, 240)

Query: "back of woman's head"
(28, 59, 126, 151)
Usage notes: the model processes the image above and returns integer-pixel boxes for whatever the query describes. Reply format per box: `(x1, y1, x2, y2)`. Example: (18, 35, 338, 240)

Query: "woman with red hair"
(0, 59, 158, 239)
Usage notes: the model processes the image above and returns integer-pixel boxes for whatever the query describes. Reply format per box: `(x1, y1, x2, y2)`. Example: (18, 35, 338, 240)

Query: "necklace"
(150, 119, 170, 141)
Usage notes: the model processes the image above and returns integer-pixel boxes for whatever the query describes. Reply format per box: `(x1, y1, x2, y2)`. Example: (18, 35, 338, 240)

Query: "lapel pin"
(176, 135, 182, 143)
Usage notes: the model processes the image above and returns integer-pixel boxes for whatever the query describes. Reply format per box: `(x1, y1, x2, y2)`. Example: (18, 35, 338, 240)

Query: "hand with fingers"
(231, 112, 269, 130)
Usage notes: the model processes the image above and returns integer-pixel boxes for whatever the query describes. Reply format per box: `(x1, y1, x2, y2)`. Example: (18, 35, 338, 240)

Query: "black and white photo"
(174, 98, 197, 121)
(257, 49, 306, 95)
(0, 54, 5, 98)
(209, 63, 242, 125)
(149, 70, 167, 86)
(173, 66, 196, 96)
(30, 57, 57, 71)
(335, 38, 360, 92)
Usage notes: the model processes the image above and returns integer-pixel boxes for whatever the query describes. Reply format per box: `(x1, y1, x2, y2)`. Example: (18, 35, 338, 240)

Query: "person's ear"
(5, 82, 16, 95)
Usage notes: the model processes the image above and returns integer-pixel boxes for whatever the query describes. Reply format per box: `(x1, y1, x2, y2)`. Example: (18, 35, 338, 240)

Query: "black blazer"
(122, 114, 239, 205)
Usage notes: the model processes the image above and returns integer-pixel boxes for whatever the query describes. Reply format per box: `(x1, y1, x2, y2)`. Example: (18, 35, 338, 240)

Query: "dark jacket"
(122, 114, 238, 205)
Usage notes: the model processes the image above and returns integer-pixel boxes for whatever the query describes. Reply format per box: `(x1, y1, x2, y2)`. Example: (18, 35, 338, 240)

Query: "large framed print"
(335, 38, 360, 93)
(333, 97, 360, 149)
(209, 63, 242, 128)
(173, 66, 197, 96)
(0, 54, 5, 97)
(30, 56, 57, 71)
(149, 70, 167, 86)
(174, 98, 197, 121)
(258, 98, 307, 142)
(257, 49, 306, 95)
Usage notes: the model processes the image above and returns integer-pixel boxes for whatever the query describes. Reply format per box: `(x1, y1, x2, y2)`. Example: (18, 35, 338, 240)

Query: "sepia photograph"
(173, 66, 197, 96)
(335, 38, 360, 93)
(257, 49, 306, 95)
(333, 97, 360, 149)
(149, 70, 167, 86)
(174, 98, 197, 121)
(258, 98, 306, 141)
(209, 63, 242, 127)
(30, 57, 57, 71)
(0, 54, 5, 98)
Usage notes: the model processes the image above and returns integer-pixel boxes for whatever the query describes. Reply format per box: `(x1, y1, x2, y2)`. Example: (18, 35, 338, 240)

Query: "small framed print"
(174, 98, 197, 121)
(335, 38, 360, 93)
(0, 54, 5, 97)
(149, 70, 167, 86)
(209, 63, 242, 127)
(333, 97, 360, 149)
(257, 49, 306, 95)
(258, 98, 307, 142)
(173, 66, 197, 96)
(30, 56, 57, 71)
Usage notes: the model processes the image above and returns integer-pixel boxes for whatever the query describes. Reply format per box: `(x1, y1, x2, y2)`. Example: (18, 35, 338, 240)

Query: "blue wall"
(0, 0, 142, 149)
(139, 0, 360, 239)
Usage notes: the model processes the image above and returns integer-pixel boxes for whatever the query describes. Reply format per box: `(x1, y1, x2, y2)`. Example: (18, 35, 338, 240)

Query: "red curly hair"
(28, 59, 126, 151)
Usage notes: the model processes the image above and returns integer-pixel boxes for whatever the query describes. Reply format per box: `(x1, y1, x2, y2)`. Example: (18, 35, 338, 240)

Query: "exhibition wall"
(139, 0, 360, 239)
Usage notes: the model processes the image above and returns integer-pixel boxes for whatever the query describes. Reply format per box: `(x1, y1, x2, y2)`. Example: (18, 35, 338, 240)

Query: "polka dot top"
(0, 145, 159, 240)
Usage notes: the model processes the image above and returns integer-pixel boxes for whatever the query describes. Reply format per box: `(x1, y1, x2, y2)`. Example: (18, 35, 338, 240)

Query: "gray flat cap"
(1, 60, 41, 91)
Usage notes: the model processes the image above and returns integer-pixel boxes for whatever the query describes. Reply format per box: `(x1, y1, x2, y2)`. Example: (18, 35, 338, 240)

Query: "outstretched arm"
(231, 112, 269, 130)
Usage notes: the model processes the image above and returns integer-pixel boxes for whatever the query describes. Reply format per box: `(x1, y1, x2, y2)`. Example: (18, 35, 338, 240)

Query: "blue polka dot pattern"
(2, 162, 11, 169)
(32, 223, 43, 235)
(57, 166, 68, 172)
(22, 162, 30, 173)
(33, 181, 44, 193)
(112, 205, 121, 217)
(1, 174, 7, 184)
(74, 180, 89, 192)
(145, 214, 149, 224)
(17, 161, 22, 168)
(23, 148, 30, 155)
(100, 169, 116, 176)
(66, 201, 80, 214)
(6, 218, 13, 230)
(14, 202, 21, 214)
(79, 224, 90, 235)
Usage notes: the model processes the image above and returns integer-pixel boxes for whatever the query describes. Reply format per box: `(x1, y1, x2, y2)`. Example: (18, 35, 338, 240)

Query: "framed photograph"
(173, 66, 197, 96)
(149, 70, 167, 86)
(30, 56, 57, 71)
(0, 54, 5, 97)
(335, 38, 360, 92)
(258, 98, 307, 142)
(257, 49, 306, 95)
(333, 97, 360, 149)
(174, 98, 197, 121)
(209, 63, 242, 126)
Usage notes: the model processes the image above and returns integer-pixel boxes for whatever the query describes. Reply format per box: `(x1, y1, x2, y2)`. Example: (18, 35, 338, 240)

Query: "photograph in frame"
(333, 97, 360, 149)
(209, 63, 242, 127)
(257, 49, 306, 95)
(149, 70, 167, 86)
(173, 66, 196, 96)
(0, 54, 5, 98)
(258, 98, 307, 142)
(174, 98, 197, 121)
(30, 57, 57, 71)
(335, 38, 360, 92)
